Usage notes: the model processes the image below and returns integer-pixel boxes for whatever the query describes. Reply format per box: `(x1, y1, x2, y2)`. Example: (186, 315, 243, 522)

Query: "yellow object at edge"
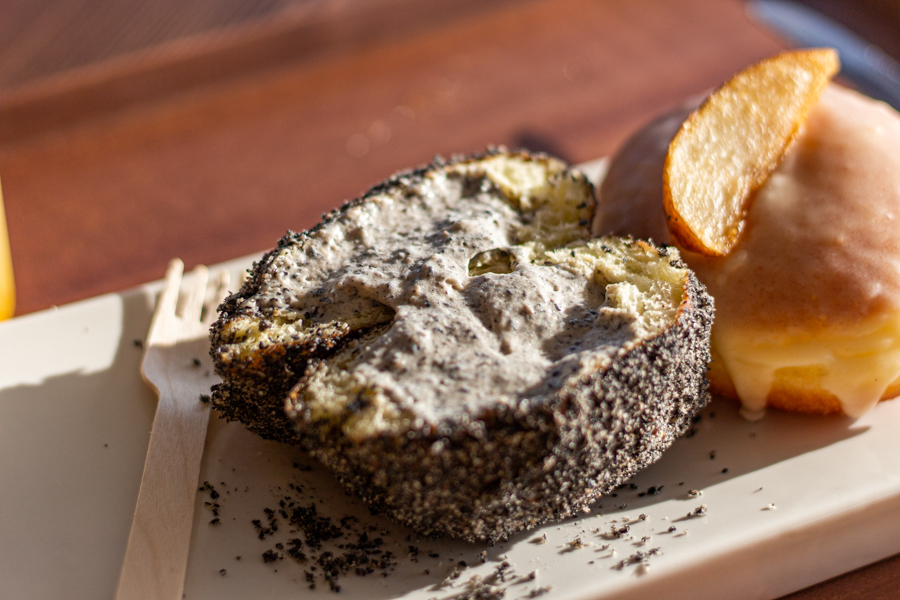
(0, 178, 15, 320)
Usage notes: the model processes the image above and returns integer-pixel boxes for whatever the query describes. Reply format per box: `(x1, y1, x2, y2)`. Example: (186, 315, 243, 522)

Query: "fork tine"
(147, 259, 184, 345)
(120, 259, 218, 600)
(181, 265, 209, 324)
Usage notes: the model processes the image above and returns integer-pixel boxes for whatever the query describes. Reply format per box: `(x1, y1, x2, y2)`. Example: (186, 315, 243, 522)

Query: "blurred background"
(0, 0, 898, 311)
(1, 0, 898, 93)
(0, 0, 897, 318)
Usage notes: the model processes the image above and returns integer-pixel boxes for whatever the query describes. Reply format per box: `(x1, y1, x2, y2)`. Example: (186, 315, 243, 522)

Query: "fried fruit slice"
(663, 48, 839, 256)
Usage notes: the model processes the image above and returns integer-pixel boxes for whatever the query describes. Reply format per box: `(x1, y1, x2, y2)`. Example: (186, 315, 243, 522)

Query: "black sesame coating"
(302, 270, 712, 543)
(208, 149, 714, 542)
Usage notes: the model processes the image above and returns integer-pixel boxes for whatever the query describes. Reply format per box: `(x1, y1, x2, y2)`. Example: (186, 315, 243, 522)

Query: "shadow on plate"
(588, 397, 868, 516)
(0, 289, 158, 600)
(180, 392, 869, 599)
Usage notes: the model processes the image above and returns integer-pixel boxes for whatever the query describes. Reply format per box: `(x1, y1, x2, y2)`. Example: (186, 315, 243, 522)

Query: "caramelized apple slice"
(663, 48, 839, 256)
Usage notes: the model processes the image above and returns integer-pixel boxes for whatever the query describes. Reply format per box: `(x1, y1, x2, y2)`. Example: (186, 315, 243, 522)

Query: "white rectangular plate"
(3, 199, 900, 600)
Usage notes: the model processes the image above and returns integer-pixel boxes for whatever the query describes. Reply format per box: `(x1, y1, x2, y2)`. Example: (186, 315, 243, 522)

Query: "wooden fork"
(115, 259, 229, 600)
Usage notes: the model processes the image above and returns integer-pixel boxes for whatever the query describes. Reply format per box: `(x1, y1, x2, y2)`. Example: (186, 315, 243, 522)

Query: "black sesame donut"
(210, 149, 713, 542)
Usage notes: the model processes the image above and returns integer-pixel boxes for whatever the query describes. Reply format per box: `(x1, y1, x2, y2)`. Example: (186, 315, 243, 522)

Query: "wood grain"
(0, 0, 523, 144)
(0, 0, 296, 90)
(117, 261, 226, 600)
(0, 0, 780, 316)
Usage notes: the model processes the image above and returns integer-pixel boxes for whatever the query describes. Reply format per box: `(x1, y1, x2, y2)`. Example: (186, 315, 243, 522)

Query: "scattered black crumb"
(709, 450, 717, 460)
(687, 505, 708, 518)
(722, 468, 729, 474)
(479, 551, 487, 564)
(292, 461, 314, 472)
(615, 550, 651, 570)
(444, 566, 464, 584)
(646, 485, 663, 495)
(262, 550, 283, 563)
(199, 394, 211, 404)
(219, 569, 226, 576)
(103, 444, 108, 448)
(260, 493, 397, 592)
(286, 538, 306, 563)
(666, 526, 677, 533)
(133, 339, 143, 348)
(252, 507, 279, 539)
(605, 525, 630, 540)
(494, 561, 512, 582)
(452, 580, 506, 600)
(236, 556, 241, 561)
(192, 358, 202, 367)
(199, 482, 223, 525)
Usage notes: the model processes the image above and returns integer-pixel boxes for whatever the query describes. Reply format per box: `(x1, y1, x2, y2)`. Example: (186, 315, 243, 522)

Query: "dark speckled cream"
(210, 150, 714, 542)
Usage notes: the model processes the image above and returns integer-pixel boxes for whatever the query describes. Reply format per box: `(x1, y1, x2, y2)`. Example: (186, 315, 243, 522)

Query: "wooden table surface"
(1, 0, 899, 598)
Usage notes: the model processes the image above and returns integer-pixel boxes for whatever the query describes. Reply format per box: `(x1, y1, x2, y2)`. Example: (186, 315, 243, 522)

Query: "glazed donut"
(597, 84, 900, 418)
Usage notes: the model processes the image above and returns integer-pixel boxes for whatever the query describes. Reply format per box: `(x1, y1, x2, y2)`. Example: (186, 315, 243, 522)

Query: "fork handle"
(115, 389, 211, 600)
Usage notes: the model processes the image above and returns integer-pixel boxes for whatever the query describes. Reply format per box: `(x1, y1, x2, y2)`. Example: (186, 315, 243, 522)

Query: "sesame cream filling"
(219, 155, 686, 440)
